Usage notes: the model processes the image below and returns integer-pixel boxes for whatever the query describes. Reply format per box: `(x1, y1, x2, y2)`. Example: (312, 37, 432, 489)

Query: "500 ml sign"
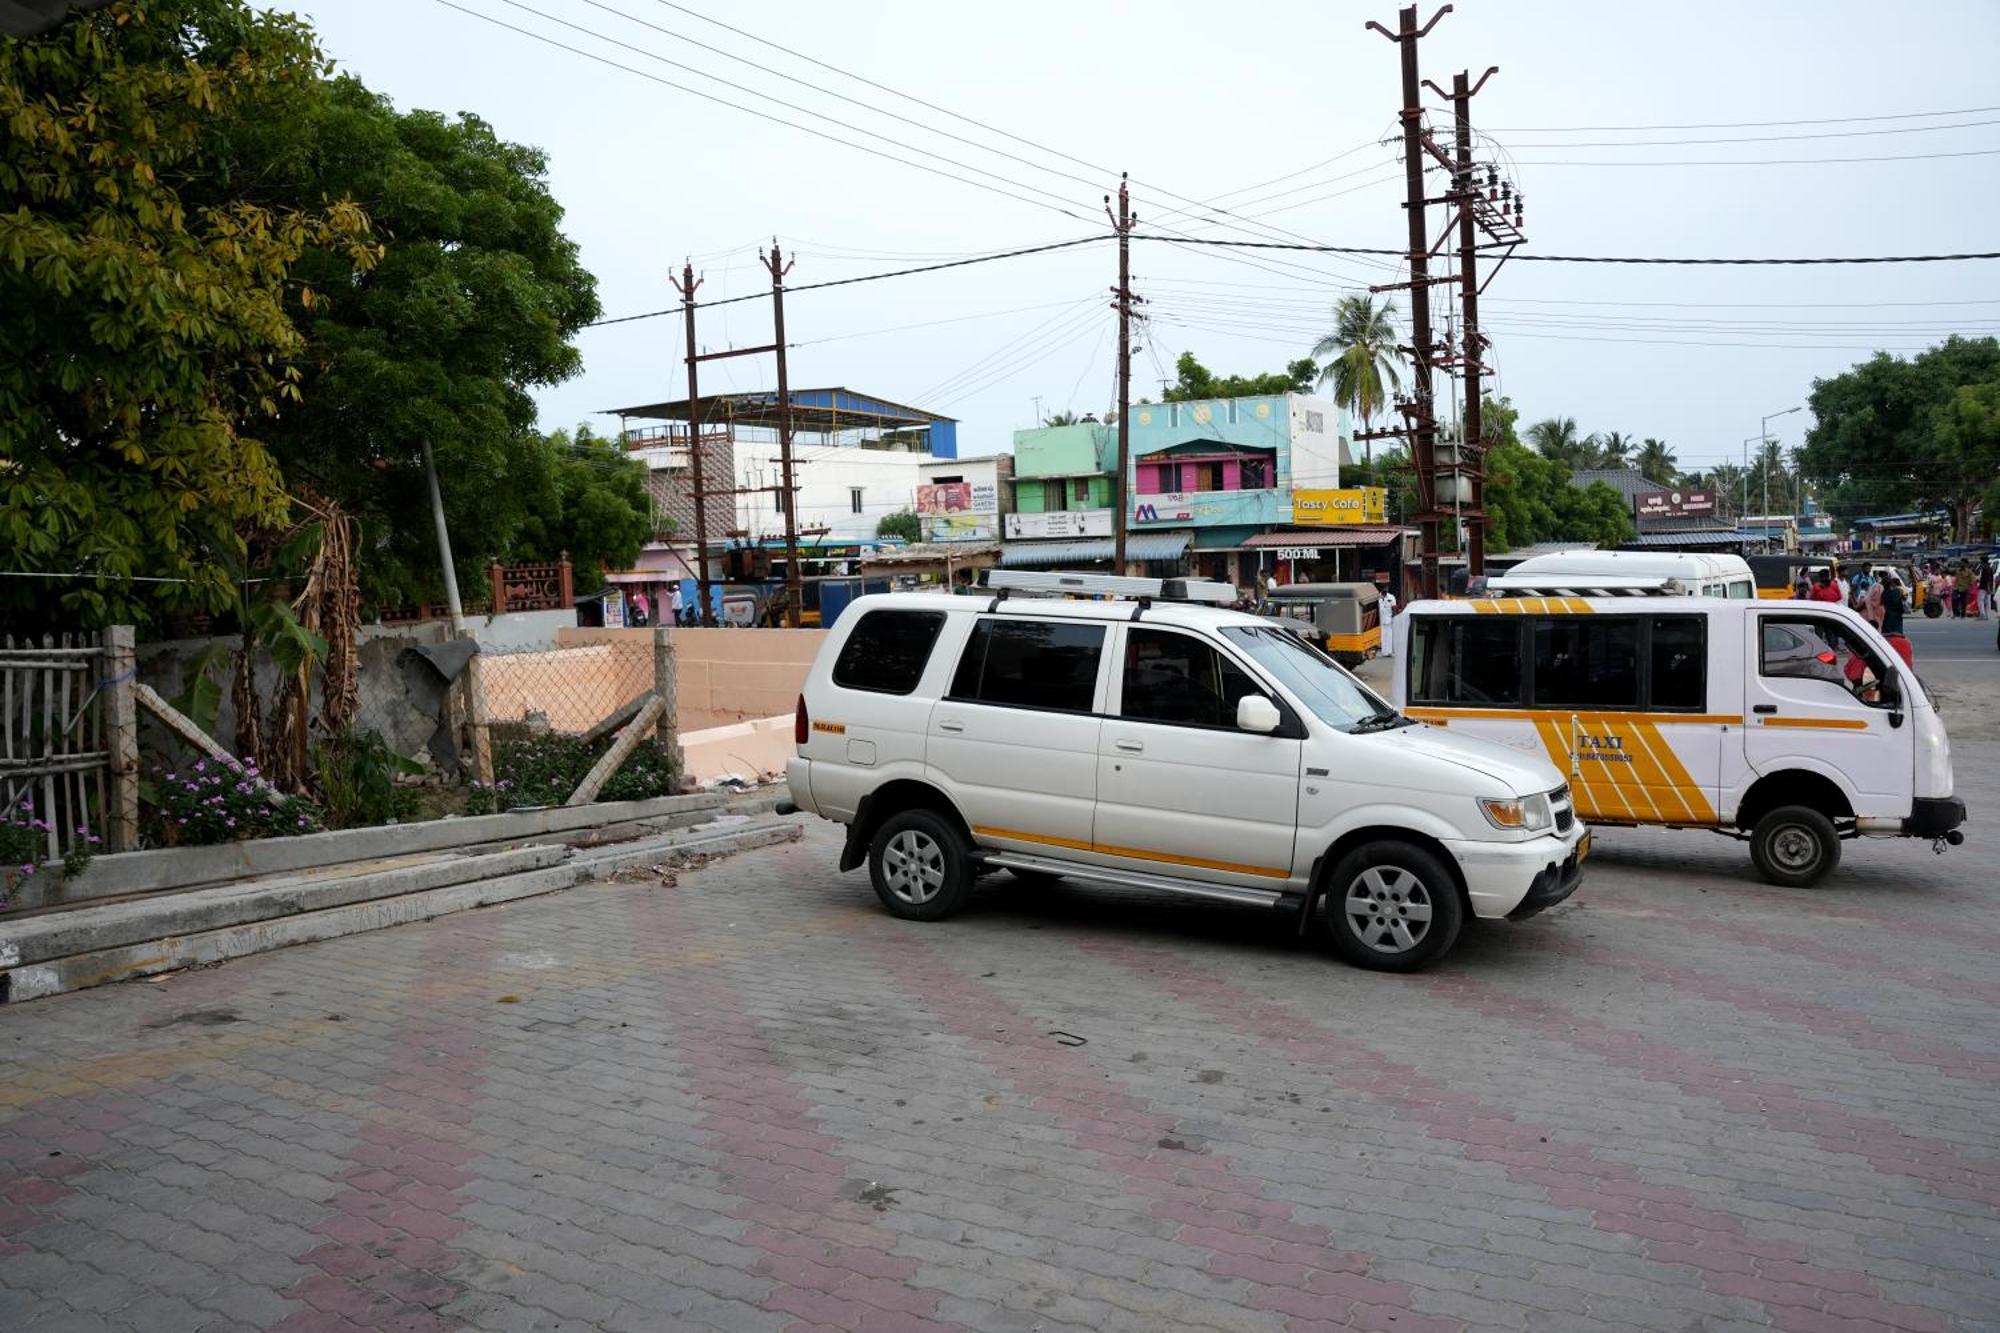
(1291, 487, 1386, 526)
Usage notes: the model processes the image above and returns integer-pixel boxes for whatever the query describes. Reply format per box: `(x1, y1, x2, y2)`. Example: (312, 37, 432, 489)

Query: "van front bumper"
(1903, 796, 1966, 838)
(1443, 824, 1588, 920)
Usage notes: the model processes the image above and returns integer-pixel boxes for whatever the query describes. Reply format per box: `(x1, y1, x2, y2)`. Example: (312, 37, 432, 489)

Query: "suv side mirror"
(1236, 695, 1281, 734)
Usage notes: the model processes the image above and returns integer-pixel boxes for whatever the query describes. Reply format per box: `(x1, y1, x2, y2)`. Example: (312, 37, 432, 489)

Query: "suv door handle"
(1114, 738, 1145, 752)
(937, 719, 965, 733)
(1752, 704, 1777, 714)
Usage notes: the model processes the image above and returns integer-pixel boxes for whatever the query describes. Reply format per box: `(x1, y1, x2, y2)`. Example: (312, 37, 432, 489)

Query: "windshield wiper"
(1348, 713, 1414, 734)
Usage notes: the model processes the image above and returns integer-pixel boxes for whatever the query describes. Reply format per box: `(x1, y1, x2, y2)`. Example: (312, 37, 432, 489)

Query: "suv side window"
(1649, 616, 1706, 710)
(1760, 617, 1896, 706)
(830, 609, 946, 695)
(1121, 627, 1265, 727)
(949, 618, 1105, 713)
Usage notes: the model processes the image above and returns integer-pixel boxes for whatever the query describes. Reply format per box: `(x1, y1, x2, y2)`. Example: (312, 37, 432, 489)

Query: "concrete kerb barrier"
(0, 844, 572, 968)
(50, 792, 732, 905)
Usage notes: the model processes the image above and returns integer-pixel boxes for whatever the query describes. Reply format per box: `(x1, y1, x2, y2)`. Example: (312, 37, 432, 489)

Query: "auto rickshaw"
(1263, 581, 1382, 665)
(1745, 553, 1840, 600)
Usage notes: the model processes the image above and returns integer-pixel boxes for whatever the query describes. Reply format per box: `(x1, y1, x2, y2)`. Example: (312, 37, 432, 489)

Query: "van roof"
(1402, 595, 1765, 617)
(1501, 550, 1752, 580)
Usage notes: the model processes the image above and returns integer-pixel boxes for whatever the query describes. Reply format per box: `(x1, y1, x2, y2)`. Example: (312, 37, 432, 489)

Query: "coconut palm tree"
(1635, 437, 1677, 487)
(1312, 295, 1402, 464)
(1595, 431, 1634, 469)
(1527, 416, 1598, 470)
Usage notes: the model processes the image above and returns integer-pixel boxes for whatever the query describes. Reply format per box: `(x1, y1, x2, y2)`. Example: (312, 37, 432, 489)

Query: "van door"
(1402, 613, 1546, 768)
(927, 616, 1107, 850)
(1092, 625, 1303, 884)
(1744, 613, 1914, 818)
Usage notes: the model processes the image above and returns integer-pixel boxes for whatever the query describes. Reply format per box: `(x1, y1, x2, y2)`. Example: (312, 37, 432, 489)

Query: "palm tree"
(1043, 410, 1080, 427)
(1312, 295, 1402, 464)
(1527, 417, 1597, 470)
(1595, 431, 1634, 469)
(1635, 437, 1677, 487)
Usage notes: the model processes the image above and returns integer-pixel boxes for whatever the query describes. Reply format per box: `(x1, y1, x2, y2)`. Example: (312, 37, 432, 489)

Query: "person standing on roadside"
(1980, 560, 1995, 619)
(1955, 563, 1975, 618)
(1809, 569, 1845, 603)
(1880, 572, 1913, 666)
(1864, 574, 1886, 629)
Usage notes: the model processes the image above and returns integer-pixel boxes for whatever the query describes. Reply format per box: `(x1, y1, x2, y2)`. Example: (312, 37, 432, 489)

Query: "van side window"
(831, 610, 946, 695)
(1121, 627, 1265, 727)
(1760, 617, 1895, 706)
(1409, 619, 1523, 706)
(1649, 617, 1706, 709)
(949, 619, 1105, 713)
(1532, 619, 1639, 709)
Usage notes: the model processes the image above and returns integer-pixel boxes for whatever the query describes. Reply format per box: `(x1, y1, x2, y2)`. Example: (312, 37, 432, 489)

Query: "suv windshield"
(1220, 624, 1406, 732)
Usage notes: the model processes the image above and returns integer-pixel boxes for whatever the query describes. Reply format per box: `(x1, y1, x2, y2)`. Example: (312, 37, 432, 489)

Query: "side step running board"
(980, 852, 1286, 909)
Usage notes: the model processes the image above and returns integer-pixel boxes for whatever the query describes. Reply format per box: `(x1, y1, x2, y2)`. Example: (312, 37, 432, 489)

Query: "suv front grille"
(1550, 784, 1575, 833)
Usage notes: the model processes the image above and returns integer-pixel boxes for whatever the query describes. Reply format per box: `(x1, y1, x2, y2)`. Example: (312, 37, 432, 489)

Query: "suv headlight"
(1478, 794, 1553, 832)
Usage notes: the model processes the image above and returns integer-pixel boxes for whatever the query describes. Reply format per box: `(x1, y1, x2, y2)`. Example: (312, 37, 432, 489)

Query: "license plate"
(1576, 832, 1591, 863)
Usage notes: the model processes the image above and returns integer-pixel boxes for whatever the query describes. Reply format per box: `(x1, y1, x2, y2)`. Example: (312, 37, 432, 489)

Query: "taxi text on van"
(1390, 596, 1965, 886)
(783, 571, 1589, 971)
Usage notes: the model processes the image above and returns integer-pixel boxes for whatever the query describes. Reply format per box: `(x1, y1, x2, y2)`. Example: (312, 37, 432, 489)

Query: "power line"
(431, 0, 1095, 223)
(1511, 146, 2000, 168)
(1132, 235, 2000, 265)
(1487, 103, 2000, 133)
(585, 236, 1108, 326)
(1485, 115, 2000, 149)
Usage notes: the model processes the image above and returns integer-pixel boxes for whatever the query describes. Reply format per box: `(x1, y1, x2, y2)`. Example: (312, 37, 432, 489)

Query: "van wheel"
(1749, 805, 1842, 887)
(1320, 842, 1464, 972)
(868, 810, 973, 920)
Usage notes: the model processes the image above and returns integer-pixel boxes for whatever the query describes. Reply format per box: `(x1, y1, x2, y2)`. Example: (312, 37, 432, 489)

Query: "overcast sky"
(300, 0, 2000, 475)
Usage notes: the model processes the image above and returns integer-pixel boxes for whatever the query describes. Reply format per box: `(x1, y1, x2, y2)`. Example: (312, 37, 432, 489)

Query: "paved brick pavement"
(3, 746, 1998, 1332)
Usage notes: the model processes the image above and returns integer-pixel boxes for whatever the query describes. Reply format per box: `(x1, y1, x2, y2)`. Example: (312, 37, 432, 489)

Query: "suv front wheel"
(868, 809, 975, 921)
(1320, 841, 1465, 971)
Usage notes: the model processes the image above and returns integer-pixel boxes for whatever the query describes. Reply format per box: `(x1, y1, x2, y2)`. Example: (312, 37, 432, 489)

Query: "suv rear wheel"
(1320, 841, 1464, 971)
(868, 809, 974, 920)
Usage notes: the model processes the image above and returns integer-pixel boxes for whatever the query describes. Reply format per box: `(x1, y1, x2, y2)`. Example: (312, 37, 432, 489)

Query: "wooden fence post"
(653, 626, 685, 781)
(103, 626, 140, 853)
(488, 563, 507, 617)
(566, 693, 665, 806)
(558, 551, 574, 609)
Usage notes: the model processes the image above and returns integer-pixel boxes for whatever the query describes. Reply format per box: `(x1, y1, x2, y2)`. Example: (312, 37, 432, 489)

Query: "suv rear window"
(831, 610, 946, 695)
(949, 618, 1105, 713)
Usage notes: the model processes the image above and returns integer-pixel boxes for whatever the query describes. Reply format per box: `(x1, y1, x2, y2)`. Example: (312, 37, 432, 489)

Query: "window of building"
(1226, 400, 1240, 424)
(831, 610, 946, 695)
(1239, 456, 1269, 490)
(1532, 619, 1640, 710)
(1071, 479, 1092, 507)
(1649, 617, 1706, 709)
(1408, 618, 1524, 706)
(1042, 479, 1065, 510)
(1121, 628, 1266, 728)
(849, 487, 864, 515)
(1760, 617, 1895, 706)
(1191, 462, 1225, 492)
(949, 619, 1105, 713)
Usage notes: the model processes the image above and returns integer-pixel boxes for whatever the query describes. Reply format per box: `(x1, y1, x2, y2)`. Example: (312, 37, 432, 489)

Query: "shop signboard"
(1133, 491, 1196, 523)
(927, 514, 988, 542)
(1634, 490, 1717, 518)
(1291, 487, 1386, 526)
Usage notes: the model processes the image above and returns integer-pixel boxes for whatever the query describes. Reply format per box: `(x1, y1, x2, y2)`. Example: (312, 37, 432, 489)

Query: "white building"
(734, 440, 933, 546)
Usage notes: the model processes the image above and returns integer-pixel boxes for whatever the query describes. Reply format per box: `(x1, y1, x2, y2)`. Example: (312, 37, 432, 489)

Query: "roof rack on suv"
(983, 569, 1236, 605)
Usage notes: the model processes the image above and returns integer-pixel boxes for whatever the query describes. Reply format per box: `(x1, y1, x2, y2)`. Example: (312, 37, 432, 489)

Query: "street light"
(1755, 407, 1804, 552)
(1740, 436, 1763, 541)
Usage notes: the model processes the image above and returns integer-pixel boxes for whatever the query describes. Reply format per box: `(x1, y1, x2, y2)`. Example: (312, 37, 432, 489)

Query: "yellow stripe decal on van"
(1760, 717, 1869, 731)
(972, 825, 1291, 880)
(1518, 715, 1718, 825)
(1468, 597, 1595, 615)
(1405, 708, 1742, 725)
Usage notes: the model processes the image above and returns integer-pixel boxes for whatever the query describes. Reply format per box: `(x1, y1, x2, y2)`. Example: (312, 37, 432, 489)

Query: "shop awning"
(860, 541, 1000, 575)
(1243, 526, 1411, 550)
(1000, 532, 1190, 567)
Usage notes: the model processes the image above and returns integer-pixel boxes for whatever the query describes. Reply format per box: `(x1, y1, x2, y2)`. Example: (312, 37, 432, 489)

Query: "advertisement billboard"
(1004, 509, 1113, 539)
(916, 482, 973, 515)
(1291, 487, 1386, 526)
(1634, 490, 1717, 518)
(1133, 492, 1195, 523)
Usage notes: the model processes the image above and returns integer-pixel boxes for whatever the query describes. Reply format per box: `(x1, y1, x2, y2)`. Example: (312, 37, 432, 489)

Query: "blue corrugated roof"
(999, 533, 1191, 567)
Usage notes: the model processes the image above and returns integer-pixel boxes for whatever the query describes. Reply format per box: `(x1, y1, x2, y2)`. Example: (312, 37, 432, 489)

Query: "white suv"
(783, 573, 1587, 970)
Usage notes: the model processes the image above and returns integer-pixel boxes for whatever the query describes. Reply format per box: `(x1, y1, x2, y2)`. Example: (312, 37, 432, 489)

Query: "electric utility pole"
(1108, 174, 1139, 572)
(671, 265, 716, 627)
(763, 243, 804, 627)
(1368, 5, 1449, 598)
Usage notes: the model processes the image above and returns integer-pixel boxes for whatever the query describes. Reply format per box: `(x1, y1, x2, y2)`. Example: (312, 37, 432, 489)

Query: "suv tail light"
(795, 694, 809, 745)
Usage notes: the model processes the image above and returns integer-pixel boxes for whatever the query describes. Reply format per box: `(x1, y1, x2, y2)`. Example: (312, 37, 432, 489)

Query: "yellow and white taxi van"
(1390, 595, 1966, 886)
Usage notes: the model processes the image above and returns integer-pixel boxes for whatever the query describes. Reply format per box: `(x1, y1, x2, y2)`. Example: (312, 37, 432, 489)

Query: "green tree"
(0, 0, 377, 626)
(1311, 295, 1402, 463)
(1596, 431, 1634, 469)
(1043, 410, 1081, 427)
(877, 510, 922, 542)
(1635, 438, 1678, 487)
(1161, 351, 1318, 402)
(1798, 337, 2000, 540)
(1526, 417, 1600, 470)
(257, 77, 601, 607)
(508, 426, 652, 594)
(1936, 380, 2000, 540)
